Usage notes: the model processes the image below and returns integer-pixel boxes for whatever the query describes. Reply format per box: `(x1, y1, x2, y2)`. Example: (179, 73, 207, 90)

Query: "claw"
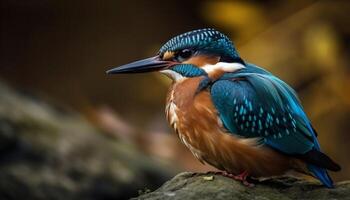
(218, 170, 254, 187)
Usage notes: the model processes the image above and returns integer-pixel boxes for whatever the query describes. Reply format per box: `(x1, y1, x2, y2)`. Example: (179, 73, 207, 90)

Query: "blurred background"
(1, 0, 349, 199)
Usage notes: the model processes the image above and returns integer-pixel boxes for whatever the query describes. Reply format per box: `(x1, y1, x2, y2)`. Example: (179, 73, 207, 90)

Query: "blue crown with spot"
(159, 28, 241, 62)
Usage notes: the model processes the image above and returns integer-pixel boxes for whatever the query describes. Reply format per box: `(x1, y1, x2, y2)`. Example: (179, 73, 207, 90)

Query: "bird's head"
(107, 28, 245, 81)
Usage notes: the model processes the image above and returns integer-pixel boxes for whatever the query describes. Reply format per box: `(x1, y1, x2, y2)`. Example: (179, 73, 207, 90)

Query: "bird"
(106, 28, 341, 187)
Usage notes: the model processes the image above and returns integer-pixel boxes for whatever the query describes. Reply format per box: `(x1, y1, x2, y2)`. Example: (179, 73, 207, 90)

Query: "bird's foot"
(217, 171, 254, 187)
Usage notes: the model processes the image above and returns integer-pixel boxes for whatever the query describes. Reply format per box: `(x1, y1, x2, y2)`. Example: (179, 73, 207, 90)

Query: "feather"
(210, 63, 341, 187)
(298, 149, 341, 172)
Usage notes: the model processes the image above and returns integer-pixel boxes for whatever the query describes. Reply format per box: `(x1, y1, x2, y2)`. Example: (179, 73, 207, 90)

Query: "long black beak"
(106, 56, 172, 74)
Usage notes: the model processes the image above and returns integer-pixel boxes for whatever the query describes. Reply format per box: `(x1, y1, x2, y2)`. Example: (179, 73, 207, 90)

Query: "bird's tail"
(307, 164, 334, 188)
(304, 128, 340, 188)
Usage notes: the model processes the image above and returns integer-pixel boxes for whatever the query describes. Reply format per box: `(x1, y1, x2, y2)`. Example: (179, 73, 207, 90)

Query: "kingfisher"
(106, 28, 341, 187)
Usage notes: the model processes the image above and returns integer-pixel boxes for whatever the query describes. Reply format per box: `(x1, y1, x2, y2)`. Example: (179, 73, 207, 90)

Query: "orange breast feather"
(165, 77, 306, 177)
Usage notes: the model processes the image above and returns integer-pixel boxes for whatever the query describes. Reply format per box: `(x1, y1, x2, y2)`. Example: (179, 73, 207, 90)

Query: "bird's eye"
(175, 49, 193, 62)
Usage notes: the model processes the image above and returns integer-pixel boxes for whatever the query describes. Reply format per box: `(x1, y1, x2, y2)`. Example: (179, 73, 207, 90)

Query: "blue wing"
(211, 65, 315, 154)
(210, 63, 339, 187)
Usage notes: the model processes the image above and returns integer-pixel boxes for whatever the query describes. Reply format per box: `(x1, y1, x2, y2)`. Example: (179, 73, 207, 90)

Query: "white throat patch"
(160, 69, 185, 81)
(202, 62, 245, 74)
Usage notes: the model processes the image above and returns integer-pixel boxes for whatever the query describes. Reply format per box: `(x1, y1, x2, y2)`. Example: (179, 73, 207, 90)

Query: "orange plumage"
(107, 28, 340, 187)
(166, 76, 307, 178)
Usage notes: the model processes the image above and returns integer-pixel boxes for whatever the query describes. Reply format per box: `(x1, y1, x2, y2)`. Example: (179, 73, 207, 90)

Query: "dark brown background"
(1, 0, 349, 181)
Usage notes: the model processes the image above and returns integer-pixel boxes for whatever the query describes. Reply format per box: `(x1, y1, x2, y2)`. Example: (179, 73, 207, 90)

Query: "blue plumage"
(107, 28, 340, 188)
(172, 64, 207, 77)
(211, 63, 335, 187)
(159, 28, 241, 62)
